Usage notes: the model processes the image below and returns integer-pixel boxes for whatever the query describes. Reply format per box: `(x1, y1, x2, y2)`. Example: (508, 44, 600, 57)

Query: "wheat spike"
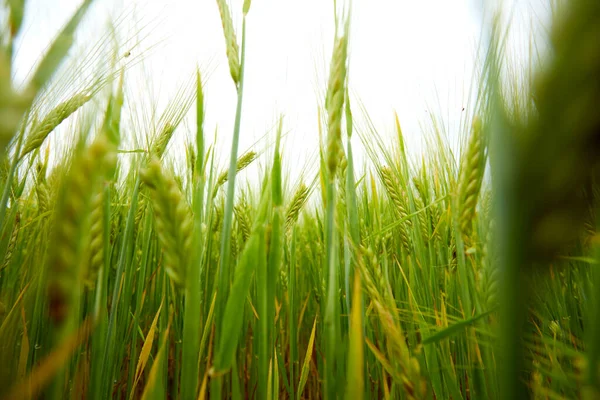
(325, 35, 348, 176)
(216, 0, 241, 86)
(214, 150, 257, 196)
(141, 158, 193, 286)
(380, 166, 412, 252)
(151, 123, 176, 159)
(234, 199, 251, 243)
(457, 117, 485, 239)
(21, 92, 91, 158)
(47, 136, 110, 326)
(413, 191, 429, 243)
(35, 160, 51, 214)
(380, 167, 411, 223)
(285, 183, 309, 231)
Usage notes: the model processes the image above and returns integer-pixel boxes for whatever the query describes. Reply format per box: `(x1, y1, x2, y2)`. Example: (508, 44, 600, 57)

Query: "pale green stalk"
(180, 69, 205, 400)
(212, 8, 249, 398)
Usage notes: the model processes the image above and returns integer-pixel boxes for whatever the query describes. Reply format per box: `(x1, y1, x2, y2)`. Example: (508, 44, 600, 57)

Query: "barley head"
(21, 92, 91, 159)
(285, 183, 309, 232)
(47, 136, 110, 326)
(326, 35, 348, 177)
(380, 166, 412, 252)
(214, 150, 257, 195)
(216, 0, 241, 86)
(151, 123, 176, 159)
(234, 198, 251, 243)
(141, 158, 193, 286)
(457, 117, 485, 239)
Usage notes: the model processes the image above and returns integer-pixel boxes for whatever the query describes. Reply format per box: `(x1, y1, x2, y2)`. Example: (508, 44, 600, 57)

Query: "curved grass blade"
(297, 316, 317, 400)
(422, 309, 496, 345)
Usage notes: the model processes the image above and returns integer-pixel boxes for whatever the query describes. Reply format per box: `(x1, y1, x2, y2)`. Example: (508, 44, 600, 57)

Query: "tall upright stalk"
(180, 70, 205, 400)
(212, 5, 249, 397)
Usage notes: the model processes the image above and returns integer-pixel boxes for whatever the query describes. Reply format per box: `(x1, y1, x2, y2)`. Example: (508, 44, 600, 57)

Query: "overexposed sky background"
(11, 0, 553, 183)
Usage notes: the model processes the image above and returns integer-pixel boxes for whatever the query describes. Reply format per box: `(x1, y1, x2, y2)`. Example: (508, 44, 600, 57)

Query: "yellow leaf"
(130, 300, 163, 398)
(141, 315, 171, 400)
(197, 370, 209, 400)
(297, 316, 317, 399)
(267, 358, 273, 400)
(345, 274, 364, 400)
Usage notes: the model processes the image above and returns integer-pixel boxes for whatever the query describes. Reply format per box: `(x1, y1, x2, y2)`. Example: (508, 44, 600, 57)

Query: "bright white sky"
(11, 0, 552, 182)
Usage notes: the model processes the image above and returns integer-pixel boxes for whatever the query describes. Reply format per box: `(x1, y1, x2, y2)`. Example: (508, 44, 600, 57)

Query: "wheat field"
(0, 0, 599, 399)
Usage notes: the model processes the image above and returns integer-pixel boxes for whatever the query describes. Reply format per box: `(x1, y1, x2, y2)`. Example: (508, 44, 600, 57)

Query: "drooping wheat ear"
(457, 117, 486, 239)
(326, 35, 348, 177)
(380, 166, 412, 252)
(234, 199, 251, 243)
(285, 183, 309, 232)
(141, 158, 193, 286)
(47, 136, 110, 326)
(21, 92, 91, 159)
(214, 150, 257, 195)
(151, 123, 176, 159)
(215, 0, 240, 86)
(1, 212, 20, 271)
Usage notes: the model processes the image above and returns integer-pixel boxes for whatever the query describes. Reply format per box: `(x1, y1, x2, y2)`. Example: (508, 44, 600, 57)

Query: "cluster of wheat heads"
(0, 0, 599, 399)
